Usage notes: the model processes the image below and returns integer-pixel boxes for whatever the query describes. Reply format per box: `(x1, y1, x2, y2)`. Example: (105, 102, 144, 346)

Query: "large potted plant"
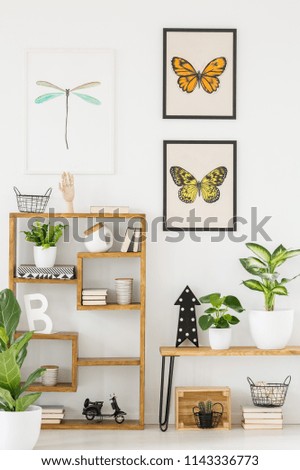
(240, 243, 300, 349)
(0, 288, 45, 449)
(198, 293, 245, 349)
(22, 220, 67, 268)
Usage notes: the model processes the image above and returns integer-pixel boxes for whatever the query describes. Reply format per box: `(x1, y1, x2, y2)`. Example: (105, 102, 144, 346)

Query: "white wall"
(1, 0, 300, 424)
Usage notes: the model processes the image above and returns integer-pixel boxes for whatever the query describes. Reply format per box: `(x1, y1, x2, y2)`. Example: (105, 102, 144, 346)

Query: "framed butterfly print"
(163, 29, 237, 119)
(163, 140, 237, 231)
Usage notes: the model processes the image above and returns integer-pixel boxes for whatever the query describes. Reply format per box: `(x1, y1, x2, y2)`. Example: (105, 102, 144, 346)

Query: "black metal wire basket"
(193, 402, 224, 429)
(14, 187, 52, 213)
(247, 376, 291, 407)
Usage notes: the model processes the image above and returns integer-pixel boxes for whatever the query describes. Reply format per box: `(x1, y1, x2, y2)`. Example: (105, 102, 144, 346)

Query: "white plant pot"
(249, 309, 294, 349)
(0, 405, 42, 450)
(209, 327, 232, 350)
(34, 246, 57, 268)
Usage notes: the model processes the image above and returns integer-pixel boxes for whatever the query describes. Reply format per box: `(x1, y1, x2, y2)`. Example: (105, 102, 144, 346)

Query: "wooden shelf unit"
(9, 212, 146, 430)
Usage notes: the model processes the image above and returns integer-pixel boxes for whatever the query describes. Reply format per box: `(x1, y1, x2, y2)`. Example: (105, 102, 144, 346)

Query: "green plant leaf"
(199, 293, 221, 304)
(0, 348, 21, 397)
(281, 274, 300, 284)
(227, 315, 240, 325)
(204, 307, 217, 314)
(271, 244, 287, 259)
(284, 249, 300, 259)
(246, 243, 271, 262)
(19, 367, 45, 396)
(0, 289, 21, 346)
(210, 294, 225, 308)
(224, 295, 245, 313)
(215, 317, 230, 328)
(15, 393, 41, 412)
(239, 258, 267, 276)
(198, 314, 215, 330)
(0, 326, 9, 351)
(0, 386, 15, 410)
(242, 279, 266, 292)
(271, 286, 288, 295)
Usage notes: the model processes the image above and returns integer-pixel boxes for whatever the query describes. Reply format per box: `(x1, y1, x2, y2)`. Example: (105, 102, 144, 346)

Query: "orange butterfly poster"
(163, 29, 236, 118)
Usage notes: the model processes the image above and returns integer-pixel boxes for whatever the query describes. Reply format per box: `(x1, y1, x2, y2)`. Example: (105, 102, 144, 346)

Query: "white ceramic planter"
(249, 309, 294, 349)
(0, 405, 42, 450)
(84, 224, 113, 253)
(34, 246, 57, 268)
(209, 327, 232, 350)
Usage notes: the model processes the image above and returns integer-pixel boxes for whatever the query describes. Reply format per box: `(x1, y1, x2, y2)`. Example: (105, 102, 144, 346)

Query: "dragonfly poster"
(26, 49, 114, 174)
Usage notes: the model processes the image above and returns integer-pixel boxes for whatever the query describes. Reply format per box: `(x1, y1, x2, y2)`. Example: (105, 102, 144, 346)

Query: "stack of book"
(82, 288, 108, 305)
(41, 405, 65, 425)
(241, 405, 283, 429)
(121, 227, 142, 252)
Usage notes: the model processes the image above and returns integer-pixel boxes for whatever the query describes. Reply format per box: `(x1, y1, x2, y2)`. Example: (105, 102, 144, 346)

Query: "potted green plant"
(240, 242, 300, 349)
(198, 293, 245, 349)
(22, 220, 67, 268)
(0, 288, 45, 449)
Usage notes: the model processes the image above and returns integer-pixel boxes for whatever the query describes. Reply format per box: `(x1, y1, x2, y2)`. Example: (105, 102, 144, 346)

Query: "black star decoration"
(175, 285, 200, 347)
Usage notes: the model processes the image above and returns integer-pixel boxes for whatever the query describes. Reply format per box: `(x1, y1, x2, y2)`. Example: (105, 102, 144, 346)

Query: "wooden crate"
(175, 386, 231, 431)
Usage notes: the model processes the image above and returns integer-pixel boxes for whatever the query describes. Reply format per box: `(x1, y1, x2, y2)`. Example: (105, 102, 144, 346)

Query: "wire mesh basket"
(14, 187, 52, 213)
(193, 402, 224, 429)
(247, 376, 291, 407)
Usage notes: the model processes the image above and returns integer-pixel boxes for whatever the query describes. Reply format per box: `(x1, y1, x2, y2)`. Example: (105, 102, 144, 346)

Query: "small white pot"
(0, 405, 42, 450)
(34, 246, 57, 268)
(249, 309, 294, 349)
(209, 327, 232, 350)
(83, 224, 114, 253)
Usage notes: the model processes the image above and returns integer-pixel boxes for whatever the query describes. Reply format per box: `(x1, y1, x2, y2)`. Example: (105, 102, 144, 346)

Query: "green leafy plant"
(22, 221, 67, 249)
(0, 289, 45, 411)
(198, 400, 212, 414)
(240, 243, 300, 311)
(198, 293, 245, 330)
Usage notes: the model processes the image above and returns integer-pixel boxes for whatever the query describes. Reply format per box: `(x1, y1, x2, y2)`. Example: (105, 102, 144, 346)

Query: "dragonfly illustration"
(35, 81, 101, 150)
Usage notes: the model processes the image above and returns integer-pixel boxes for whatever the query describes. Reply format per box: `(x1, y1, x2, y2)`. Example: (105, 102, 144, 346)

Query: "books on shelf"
(90, 206, 129, 214)
(41, 405, 65, 424)
(241, 405, 283, 430)
(82, 288, 108, 295)
(81, 288, 108, 305)
(121, 227, 142, 252)
(17, 265, 76, 280)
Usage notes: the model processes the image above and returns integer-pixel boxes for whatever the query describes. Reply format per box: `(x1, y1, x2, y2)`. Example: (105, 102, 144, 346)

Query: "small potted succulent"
(240, 242, 300, 349)
(198, 293, 245, 349)
(22, 220, 67, 268)
(0, 288, 45, 449)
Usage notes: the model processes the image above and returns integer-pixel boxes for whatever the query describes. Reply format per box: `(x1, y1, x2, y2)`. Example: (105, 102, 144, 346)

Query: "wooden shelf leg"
(159, 355, 175, 432)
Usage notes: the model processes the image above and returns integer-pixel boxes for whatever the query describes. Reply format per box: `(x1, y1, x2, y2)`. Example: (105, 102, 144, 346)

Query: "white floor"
(35, 425, 300, 450)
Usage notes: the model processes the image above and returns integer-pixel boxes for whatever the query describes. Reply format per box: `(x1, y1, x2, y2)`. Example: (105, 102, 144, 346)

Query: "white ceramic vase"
(249, 309, 294, 349)
(83, 224, 113, 253)
(0, 405, 42, 450)
(34, 246, 57, 268)
(209, 327, 232, 350)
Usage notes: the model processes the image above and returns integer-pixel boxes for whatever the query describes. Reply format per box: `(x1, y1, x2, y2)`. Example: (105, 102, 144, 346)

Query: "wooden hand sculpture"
(59, 172, 75, 213)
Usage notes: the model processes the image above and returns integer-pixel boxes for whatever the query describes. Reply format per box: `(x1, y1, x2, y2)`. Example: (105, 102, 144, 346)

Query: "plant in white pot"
(198, 293, 245, 350)
(22, 220, 67, 268)
(240, 243, 300, 349)
(0, 288, 45, 449)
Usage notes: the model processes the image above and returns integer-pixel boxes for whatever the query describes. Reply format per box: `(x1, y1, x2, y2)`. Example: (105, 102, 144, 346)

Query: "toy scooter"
(82, 394, 126, 423)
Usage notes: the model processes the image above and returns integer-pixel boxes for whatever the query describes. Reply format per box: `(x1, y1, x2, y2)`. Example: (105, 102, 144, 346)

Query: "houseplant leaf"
(0, 386, 15, 410)
(19, 367, 45, 396)
(0, 289, 21, 346)
(284, 249, 300, 259)
(224, 295, 245, 313)
(0, 327, 9, 351)
(246, 243, 271, 262)
(281, 274, 300, 284)
(242, 279, 265, 292)
(198, 314, 214, 330)
(199, 293, 220, 304)
(0, 348, 21, 397)
(271, 286, 288, 295)
(15, 393, 41, 412)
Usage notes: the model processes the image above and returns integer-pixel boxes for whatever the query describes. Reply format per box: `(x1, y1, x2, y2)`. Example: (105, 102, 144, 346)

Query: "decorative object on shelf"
(163, 28, 237, 119)
(22, 220, 67, 268)
(26, 49, 114, 175)
(115, 278, 133, 305)
(0, 288, 45, 449)
(81, 288, 108, 306)
(41, 365, 59, 386)
(13, 186, 52, 213)
(241, 405, 283, 430)
(59, 172, 75, 212)
(198, 293, 245, 350)
(83, 222, 113, 253)
(41, 405, 65, 425)
(90, 205, 129, 214)
(247, 376, 291, 408)
(17, 264, 76, 280)
(240, 243, 300, 349)
(193, 401, 224, 429)
(175, 286, 200, 347)
(163, 140, 237, 231)
(121, 226, 142, 253)
(82, 394, 126, 424)
(24, 293, 53, 334)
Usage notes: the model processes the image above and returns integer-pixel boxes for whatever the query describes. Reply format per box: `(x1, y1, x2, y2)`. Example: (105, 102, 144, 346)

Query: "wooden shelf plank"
(13, 277, 77, 284)
(15, 331, 78, 340)
(10, 212, 145, 219)
(41, 419, 143, 430)
(78, 251, 141, 258)
(77, 303, 141, 311)
(26, 382, 76, 392)
(160, 346, 300, 357)
(77, 357, 140, 366)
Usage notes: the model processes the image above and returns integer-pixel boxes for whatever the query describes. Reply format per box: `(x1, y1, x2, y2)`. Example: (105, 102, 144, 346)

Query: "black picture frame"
(163, 140, 237, 231)
(163, 28, 237, 119)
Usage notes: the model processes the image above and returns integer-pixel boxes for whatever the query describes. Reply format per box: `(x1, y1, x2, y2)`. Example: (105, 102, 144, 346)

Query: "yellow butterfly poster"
(163, 141, 237, 231)
(163, 29, 236, 118)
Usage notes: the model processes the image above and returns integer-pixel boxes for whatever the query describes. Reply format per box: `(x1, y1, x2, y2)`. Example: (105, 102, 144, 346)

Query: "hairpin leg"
(159, 355, 175, 431)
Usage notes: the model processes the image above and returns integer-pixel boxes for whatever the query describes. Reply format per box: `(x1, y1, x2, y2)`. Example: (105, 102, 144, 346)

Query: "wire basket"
(193, 402, 224, 429)
(14, 187, 52, 213)
(247, 376, 291, 407)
